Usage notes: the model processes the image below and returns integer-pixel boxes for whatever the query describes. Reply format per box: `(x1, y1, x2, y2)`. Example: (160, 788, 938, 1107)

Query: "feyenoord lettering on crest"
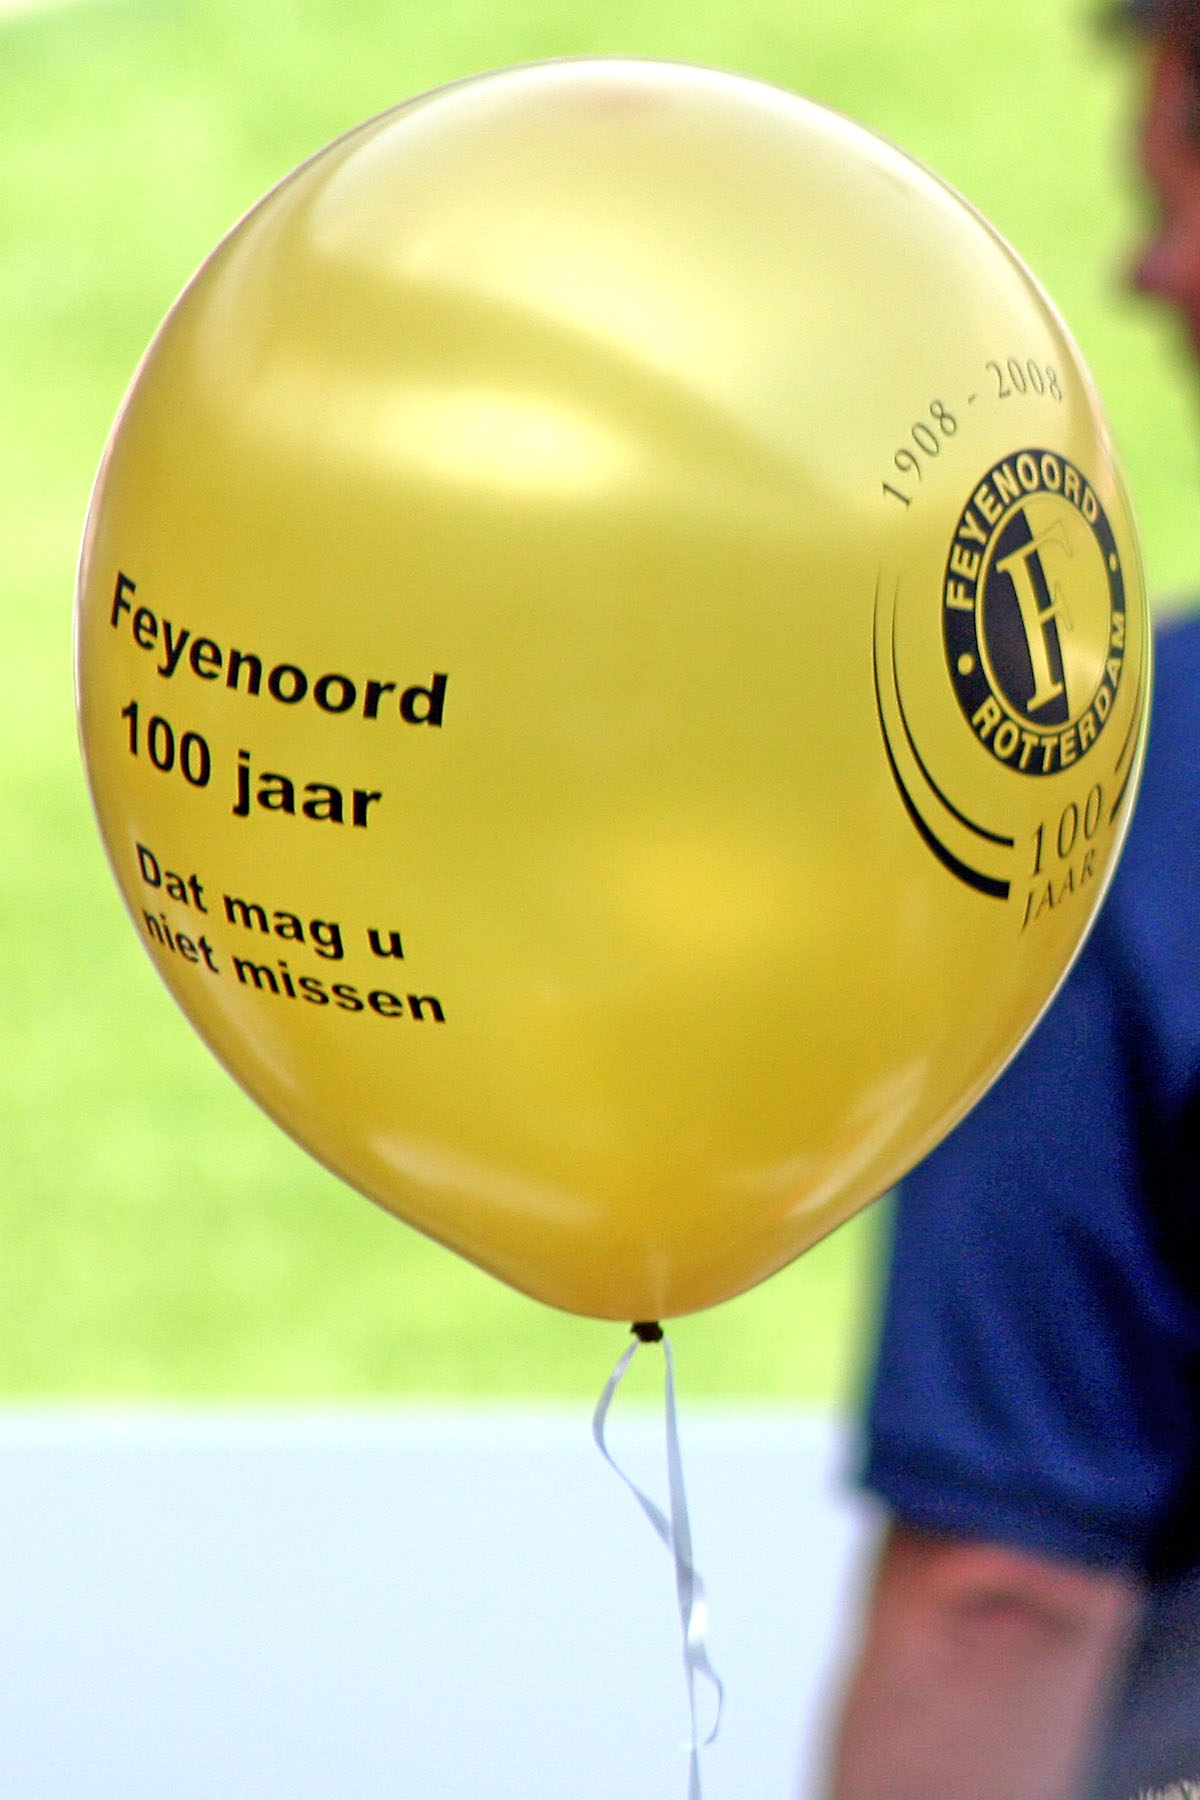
(873, 448, 1142, 905)
(943, 449, 1126, 775)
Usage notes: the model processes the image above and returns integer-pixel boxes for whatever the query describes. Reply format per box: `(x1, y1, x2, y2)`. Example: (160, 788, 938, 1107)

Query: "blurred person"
(826, 5, 1200, 1799)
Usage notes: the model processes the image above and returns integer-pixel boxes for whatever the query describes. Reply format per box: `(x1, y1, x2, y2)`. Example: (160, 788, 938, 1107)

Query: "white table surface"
(0, 1406, 877, 1799)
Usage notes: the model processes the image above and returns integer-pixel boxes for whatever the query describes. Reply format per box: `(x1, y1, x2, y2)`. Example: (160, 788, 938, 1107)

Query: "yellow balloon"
(75, 60, 1149, 1320)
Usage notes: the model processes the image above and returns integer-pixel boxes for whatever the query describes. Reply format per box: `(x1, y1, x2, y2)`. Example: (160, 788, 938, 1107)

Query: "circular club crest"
(944, 449, 1125, 776)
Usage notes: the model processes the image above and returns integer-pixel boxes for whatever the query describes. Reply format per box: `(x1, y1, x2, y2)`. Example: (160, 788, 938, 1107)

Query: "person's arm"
(826, 1521, 1142, 1800)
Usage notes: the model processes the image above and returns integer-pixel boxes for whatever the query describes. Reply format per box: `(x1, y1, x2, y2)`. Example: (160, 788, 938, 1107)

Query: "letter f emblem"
(995, 518, 1073, 715)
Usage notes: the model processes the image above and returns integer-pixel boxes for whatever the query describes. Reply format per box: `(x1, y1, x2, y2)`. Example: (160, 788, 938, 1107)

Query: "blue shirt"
(862, 610, 1200, 1578)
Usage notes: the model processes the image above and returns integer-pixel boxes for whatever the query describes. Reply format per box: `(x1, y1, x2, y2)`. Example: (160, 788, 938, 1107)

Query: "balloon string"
(592, 1323, 724, 1799)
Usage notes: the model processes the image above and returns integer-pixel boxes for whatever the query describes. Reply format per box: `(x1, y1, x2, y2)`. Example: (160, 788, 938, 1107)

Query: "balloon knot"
(631, 1320, 664, 1343)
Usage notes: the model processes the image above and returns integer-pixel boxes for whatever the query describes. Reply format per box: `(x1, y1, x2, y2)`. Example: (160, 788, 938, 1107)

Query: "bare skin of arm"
(824, 1522, 1143, 1800)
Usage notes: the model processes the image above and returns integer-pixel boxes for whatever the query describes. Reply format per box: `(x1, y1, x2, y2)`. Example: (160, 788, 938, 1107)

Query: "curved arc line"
(1108, 634, 1150, 821)
(1109, 695, 1148, 822)
(873, 583, 1011, 902)
(1113, 650, 1146, 779)
(892, 602, 1014, 848)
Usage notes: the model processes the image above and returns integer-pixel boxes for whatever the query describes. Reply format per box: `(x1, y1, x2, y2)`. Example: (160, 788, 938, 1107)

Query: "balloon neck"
(631, 1320, 664, 1344)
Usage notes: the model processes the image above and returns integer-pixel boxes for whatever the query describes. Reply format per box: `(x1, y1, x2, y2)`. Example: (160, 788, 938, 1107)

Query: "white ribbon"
(592, 1324, 724, 1800)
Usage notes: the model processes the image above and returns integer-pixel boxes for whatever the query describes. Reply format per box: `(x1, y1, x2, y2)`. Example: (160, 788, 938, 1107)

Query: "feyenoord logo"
(873, 449, 1142, 902)
(943, 449, 1125, 775)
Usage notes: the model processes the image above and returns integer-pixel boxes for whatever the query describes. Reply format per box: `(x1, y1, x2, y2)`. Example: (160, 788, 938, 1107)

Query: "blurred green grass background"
(3, 0, 1195, 1401)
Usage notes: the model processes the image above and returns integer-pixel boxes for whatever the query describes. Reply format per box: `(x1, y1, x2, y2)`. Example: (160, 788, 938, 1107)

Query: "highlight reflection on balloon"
(74, 60, 1150, 1319)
